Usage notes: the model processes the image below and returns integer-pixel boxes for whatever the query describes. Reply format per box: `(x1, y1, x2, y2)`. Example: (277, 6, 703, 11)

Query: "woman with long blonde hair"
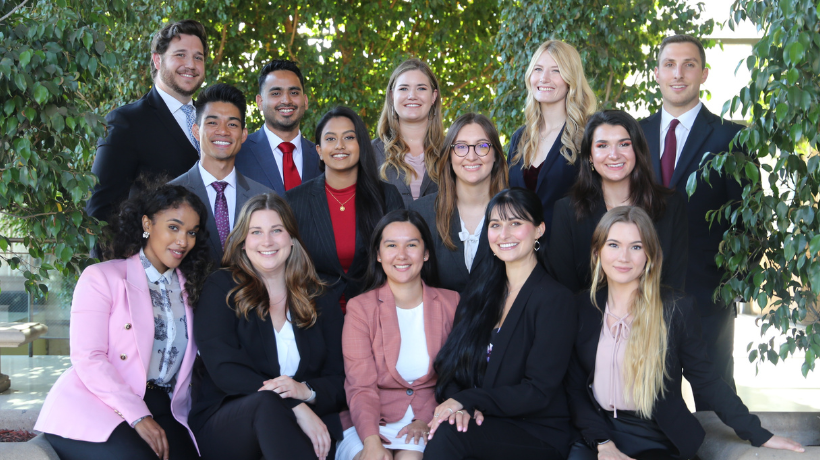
(507, 40, 596, 242)
(566, 206, 803, 460)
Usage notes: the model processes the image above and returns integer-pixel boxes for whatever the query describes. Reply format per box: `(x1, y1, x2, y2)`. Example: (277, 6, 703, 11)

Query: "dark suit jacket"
(235, 128, 321, 195)
(87, 87, 200, 222)
(640, 107, 745, 316)
(507, 125, 579, 243)
(169, 164, 273, 263)
(567, 288, 772, 459)
(409, 193, 490, 293)
(549, 192, 689, 294)
(373, 138, 437, 208)
(440, 264, 576, 458)
(285, 175, 404, 306)
(189, 269, 346, 439)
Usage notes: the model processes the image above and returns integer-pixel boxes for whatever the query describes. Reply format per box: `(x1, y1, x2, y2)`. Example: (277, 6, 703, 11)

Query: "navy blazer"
(507, 125, 579, 243)
(567, 287, 772, 459)
(373, 138, 438, 207)
(235, 128, 321, 195)
(640, 106, 745, 316)
(87, 87, 200, 222)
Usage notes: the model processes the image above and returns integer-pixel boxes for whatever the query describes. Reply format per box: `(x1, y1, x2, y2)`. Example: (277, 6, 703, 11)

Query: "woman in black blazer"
(507, 40, 597, 242)
(287, 107, 403, 313)
(424, 188, 576, 460)
(566, 206, 802, 460)
(549, 110, 688, 294)
(409, 113, 509, 292)
(190, 193, 346, 460)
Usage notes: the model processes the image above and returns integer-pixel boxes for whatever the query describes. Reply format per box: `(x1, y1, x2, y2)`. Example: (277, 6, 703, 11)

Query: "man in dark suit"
(640, 34, 746, 409)
(87, 20, 208, 223)
(170, 84, 272, 263)
(235, 60, 321, 194)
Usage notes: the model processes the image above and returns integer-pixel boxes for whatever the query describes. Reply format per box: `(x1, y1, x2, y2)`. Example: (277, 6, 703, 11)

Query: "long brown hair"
(222, 193, 324, 328)
(434, 113, 509, 250)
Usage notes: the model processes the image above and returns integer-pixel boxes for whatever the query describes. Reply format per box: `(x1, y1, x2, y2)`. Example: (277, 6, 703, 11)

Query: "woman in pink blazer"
(35, 184, 212, 460)
(337, 209, 459, 460)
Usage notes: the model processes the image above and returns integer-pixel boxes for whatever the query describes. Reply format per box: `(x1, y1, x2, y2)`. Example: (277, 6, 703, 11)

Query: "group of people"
(33, 18, 805, 460)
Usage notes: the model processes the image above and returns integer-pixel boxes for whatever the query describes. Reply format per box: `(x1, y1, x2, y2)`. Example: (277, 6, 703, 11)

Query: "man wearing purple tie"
(640, 34, 748, 408)
(170, 84, 273, 264)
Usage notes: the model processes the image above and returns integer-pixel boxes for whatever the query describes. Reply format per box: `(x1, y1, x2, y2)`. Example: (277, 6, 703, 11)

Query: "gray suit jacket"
(373, 138, 437, 207)
(170, 163, 274, 264)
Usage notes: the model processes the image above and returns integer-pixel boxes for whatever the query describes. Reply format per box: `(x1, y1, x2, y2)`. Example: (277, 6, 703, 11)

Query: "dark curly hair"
(102, 181, 212, 307)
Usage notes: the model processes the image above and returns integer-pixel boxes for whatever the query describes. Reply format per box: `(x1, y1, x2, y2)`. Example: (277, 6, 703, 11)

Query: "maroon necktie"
(211, 181, 230, 249)
(661, 119, 680, 187)
(279, 142, 301, 191)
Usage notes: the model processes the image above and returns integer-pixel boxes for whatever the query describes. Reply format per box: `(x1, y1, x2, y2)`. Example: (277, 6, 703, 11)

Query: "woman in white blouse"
(409, 113, 509, 292)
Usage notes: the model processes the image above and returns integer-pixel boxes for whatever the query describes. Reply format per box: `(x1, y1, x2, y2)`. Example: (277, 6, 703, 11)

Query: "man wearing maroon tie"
(235, 60, 322, 194)
(640, 34, 750, 409)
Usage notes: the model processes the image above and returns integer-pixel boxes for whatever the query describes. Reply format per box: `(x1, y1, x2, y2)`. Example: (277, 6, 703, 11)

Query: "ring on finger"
(456, 410, 464, 415)
(445, 408, 454, 415)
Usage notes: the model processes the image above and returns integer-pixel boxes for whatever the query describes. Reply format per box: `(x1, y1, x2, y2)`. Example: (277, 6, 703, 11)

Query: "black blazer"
(640, 107, 745, 316)
(549, 192, 689, 294)
(507, 125, 579, 243)
(87, 87, 200, 222)
(409, 193, 490, 292)
(285, 175, 404, 305)
(373, 138, 438, 208)
(567, 288, 772, 459)
(440, 264, 576, 458)
(235, 128, 321, 195)
(189, 269, 346, 439)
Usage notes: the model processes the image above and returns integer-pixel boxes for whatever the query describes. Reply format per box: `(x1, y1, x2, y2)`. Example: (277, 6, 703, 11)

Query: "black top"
(567, 287, 772, 459)
(548, 191, 689, 294)
(373, 138, 438, 208)
(189, 269, 346, 438)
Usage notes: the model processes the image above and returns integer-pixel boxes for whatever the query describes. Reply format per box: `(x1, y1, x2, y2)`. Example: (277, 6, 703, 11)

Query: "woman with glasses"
(374, 59, 445, 207)
(409, 113, 509, 292)
(507, 40, 597, 242)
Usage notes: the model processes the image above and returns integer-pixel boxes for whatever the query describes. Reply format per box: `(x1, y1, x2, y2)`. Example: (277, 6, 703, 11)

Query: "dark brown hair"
(658, 34, 706, 69)
(150, 20, 208, 79)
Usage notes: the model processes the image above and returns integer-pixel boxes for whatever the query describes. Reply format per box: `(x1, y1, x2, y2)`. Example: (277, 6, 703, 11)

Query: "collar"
(155, 85, 192, 115)
(661, 101, 702, 132)
(197, 161, 237, 189)
(263, 124, 302, 153)
(139, 248, 175, 285)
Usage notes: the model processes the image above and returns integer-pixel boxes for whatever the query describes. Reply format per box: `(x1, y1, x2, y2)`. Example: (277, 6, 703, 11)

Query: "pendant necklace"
(326, 186, 356, 212)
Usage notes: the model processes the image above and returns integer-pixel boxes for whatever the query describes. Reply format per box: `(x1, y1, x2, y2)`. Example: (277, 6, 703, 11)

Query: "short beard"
(159, 62, 202, 98)
(265, 111, 303, 133)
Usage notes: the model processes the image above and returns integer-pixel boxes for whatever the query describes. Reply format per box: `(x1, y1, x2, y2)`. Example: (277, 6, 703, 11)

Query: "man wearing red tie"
(235, 60, 322, 194)
(640, 34, 750, 409)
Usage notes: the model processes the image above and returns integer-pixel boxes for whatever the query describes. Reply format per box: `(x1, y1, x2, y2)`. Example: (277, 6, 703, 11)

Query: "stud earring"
(142, 231, 149, 239)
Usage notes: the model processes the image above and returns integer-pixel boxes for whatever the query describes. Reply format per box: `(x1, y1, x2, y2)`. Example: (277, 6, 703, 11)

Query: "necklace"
(326, 185, 356, 211)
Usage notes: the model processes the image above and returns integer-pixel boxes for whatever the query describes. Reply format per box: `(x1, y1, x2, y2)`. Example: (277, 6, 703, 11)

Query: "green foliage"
(491, 0, 714, 139)
(697, 0, 820, 376)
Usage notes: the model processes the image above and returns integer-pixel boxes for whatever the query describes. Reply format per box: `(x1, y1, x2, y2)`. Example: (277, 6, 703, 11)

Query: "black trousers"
(45, 387, 199, 460)
(694, 306, 736, 411)
(194, 390, 334, 460)
(423, 416, 564, 460)
(567, 410, 685, 460)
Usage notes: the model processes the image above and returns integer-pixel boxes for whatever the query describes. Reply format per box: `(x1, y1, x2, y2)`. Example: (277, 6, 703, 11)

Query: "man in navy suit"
(235, 60, 321, 194)
(640, 34, 747, 409)
(87, 20, 207, 223)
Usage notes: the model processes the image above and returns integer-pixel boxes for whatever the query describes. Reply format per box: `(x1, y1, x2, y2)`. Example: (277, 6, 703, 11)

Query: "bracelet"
(302, 381, 317, 403)
(131, 415, 150, 428)
(597, 439, 612, 446)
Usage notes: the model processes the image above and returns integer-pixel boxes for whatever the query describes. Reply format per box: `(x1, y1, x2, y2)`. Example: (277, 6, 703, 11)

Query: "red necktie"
(661, 119, 680, 187)
(279, 142, 301, 191)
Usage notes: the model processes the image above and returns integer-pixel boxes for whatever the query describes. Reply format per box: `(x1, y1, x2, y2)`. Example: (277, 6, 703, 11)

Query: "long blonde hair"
(513, 40, 597, 167)
(376, 58, 445, 184)
(222, 193, 324, 328)
(589, 206, 668, 418)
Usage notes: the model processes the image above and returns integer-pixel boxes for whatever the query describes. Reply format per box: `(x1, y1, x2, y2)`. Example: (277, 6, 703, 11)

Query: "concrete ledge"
(0, 434, 59, 460)
(695, 411, 820, 459)
(0, 408, 39, 431)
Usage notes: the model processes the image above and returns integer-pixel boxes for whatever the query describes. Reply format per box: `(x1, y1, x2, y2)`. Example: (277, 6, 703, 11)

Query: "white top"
(659, 102, 703, 167)
(198, 161, 237, 228)
(273, 310, 301, 377)
(156, 86, 198, 149)
(263, 124, 305, 180)
(458, 216, 485, 273)
(395, 303, 429, 384)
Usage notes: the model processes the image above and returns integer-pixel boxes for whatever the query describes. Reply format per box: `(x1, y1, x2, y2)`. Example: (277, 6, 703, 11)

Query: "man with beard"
(235, 60, 321, 194)
(86, 20, 207, 223)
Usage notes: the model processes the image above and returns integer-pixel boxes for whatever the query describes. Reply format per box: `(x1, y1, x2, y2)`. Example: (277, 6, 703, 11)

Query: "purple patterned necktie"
(661, 118, 680, 187)
(211, 181, 230, 248)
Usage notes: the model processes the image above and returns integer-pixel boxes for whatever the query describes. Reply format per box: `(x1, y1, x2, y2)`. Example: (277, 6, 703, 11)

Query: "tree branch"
(287, 7, 300, 62)
(0, 211, 59, 219)
(450, 62, 493, 94)
(212, 26, 228, 69)
(0, 0, 28, 24)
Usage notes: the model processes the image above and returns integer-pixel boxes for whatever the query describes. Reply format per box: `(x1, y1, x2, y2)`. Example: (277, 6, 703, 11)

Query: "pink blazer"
(342, 282, 458, 443)
(34, 254, 199, 451)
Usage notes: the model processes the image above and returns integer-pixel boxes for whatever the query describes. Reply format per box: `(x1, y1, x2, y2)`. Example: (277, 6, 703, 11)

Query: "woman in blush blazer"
(337, 209, 459, 460)
(35, 184, 212, 460)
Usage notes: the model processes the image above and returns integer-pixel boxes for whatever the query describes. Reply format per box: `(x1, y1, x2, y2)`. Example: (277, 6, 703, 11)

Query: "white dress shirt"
(274, 310, 301, 378)
(659, 102, 703, 167)
(263, 125, 305, 179)
(198, 161, 237, 229)
(155, 86, 198, 149)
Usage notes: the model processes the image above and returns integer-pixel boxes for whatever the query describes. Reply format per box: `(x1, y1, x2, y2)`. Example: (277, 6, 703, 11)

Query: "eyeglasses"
(451, 142, 492, 157)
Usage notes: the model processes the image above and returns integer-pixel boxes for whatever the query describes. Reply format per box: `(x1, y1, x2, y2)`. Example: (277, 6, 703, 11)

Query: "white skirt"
(335, 405, 426, 460)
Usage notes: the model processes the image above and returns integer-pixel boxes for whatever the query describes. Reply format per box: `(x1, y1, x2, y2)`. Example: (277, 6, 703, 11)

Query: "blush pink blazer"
(341, 282, 458, 443)
(34, 254, 199, 452)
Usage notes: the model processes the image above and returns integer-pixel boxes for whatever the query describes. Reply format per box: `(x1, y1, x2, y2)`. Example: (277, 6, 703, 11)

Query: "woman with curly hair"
(35, 184, 211, 460)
